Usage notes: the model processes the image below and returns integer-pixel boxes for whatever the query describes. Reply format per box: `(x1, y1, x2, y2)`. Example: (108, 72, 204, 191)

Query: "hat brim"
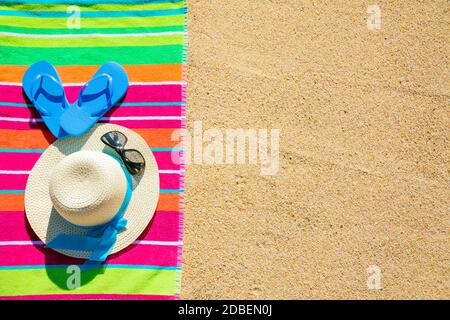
(25, 123, 160, 259)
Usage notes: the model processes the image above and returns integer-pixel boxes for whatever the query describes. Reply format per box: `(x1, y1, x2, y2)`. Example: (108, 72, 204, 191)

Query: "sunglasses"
(101, 131, 145, 175)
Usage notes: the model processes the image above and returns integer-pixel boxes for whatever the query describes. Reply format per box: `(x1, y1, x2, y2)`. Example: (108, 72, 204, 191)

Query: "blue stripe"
(0, 102, 32, 107)
(0, 189, 183, 194)
(151, 147, 184, 152)
(0, 8, 186, 18)
(0, 147, 183, 153)
(0, 264, 180, 271)
(160, 189, 184, 194)
(120, 102, 186, 107)
(0, 148, 45, 153)
(0, 190, 24, 194)
(0, 102, 185, 108)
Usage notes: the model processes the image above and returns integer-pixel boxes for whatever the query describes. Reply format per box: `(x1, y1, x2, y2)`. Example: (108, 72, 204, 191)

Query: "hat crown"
(49, 150, 127, 227)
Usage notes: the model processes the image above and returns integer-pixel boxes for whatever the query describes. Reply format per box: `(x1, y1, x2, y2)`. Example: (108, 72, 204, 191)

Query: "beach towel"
(0, 0, 187, 300)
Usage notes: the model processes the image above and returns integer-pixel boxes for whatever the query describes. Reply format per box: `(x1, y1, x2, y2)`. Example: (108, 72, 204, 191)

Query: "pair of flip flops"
(23, 61, 129, 138)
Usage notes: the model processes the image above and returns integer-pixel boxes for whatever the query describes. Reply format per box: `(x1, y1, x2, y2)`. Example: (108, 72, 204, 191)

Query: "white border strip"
(0, 31, 186, 38)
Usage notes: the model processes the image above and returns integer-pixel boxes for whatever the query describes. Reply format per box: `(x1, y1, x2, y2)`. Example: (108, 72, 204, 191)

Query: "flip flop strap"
(77, 73, 113, 115)
(30, 74, 64, 116)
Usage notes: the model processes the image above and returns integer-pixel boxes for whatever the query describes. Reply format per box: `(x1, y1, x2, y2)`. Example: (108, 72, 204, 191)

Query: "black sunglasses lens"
(124, 149, 145, 165)
(101, 131, 127, 149)
(123, 149, 145, 175)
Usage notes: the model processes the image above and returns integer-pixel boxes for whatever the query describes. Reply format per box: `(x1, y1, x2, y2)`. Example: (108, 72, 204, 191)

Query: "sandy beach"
(182, 0, 449, 299)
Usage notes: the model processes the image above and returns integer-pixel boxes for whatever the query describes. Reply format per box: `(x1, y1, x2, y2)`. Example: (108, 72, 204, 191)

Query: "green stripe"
(0, 8, 186, 18)
(0, 14, 184, 28)
(0, 268, 177, 296)
(0, 45, 183, 65)
(0, 34, 184, 48)
(0, 2, 186, 12)
(0, 25, 185, 34)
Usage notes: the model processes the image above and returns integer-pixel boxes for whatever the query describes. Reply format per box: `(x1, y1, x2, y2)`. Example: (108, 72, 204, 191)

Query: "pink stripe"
(0, 119, 44, 130)
(0, 244, 179, 266)
(0, 106, 182, 118)
(0, 173, 179, 190)
(0, 107, 39, 118)
(0, 151, 180, 171)
(159, 173, 181, 190)
(0, 174, 28, 189)
(0, 85, 183, 104)
(0, 153, 41, 170)
(0, 294, 177, 300)
(0, 211, 180, 242)
(0, 211, 38, 242)
(153, 151, 182, 170)
(0, 119, 182, 130)
(137, 211, 181, 241)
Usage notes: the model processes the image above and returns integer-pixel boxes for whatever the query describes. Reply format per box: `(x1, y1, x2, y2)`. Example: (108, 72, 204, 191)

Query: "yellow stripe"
(0, 34, 184, 48)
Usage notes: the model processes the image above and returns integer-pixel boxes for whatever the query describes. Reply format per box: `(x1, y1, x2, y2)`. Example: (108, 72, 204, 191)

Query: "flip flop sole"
(22, 61, 68, 138)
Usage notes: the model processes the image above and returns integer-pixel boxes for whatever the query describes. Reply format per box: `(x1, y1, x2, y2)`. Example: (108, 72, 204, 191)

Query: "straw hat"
(25, 123, 159, 259)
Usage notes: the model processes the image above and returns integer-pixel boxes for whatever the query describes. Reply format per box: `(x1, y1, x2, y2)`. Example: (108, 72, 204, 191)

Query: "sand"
(182, 0, 449, 299)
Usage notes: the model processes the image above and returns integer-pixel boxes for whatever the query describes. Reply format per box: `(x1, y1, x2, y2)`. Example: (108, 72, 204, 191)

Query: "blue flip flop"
(59, 62, 129, 137)
(22, 61, 69, 138)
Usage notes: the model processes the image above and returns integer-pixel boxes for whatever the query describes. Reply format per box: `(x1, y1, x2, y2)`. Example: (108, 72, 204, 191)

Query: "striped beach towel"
(0, 0, 187, 299)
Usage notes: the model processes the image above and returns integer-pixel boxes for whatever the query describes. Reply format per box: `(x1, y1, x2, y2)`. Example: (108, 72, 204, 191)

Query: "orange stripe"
(156, 194, 181, 211)
(0, 64, 182, 83)
(134, 128, 182, 148)
(0, 194, 25, 211)
(0, 128, 182, 149)
(0, 193, 180, 212)
(0, 129, 55, 149)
